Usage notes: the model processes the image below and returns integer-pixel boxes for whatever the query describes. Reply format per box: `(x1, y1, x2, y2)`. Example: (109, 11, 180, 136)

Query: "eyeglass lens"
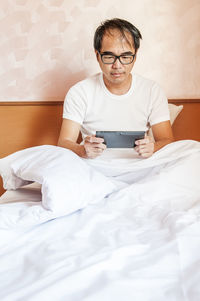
(101, 54, 134, 65)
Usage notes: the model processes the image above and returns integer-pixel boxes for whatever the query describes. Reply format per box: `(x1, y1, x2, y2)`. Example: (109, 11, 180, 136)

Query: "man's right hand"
(83, 135, 106, 159)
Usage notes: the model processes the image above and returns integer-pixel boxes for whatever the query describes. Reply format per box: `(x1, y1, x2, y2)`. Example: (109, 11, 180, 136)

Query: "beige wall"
(0, 0, 199, 101)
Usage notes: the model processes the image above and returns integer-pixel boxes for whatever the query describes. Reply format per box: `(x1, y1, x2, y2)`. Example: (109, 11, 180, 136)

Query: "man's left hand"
(134, 134, 154, 158)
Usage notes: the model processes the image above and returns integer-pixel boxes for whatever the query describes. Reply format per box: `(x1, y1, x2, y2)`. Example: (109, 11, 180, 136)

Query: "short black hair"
(94, 18, 142, 52)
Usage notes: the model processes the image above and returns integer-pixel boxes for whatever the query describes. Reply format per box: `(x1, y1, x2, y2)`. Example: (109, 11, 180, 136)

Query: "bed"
(0, 99, 200, 301)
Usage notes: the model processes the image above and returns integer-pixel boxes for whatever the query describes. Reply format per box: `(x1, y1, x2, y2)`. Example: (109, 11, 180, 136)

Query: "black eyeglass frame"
(98, 52, 136, 65)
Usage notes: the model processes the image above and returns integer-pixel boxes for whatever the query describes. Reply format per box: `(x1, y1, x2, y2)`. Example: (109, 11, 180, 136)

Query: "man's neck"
(103, 74, 132, 96)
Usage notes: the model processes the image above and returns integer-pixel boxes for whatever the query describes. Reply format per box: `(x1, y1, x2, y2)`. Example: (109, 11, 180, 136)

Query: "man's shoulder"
(133, 72, 157, 88)
(133, 73, 167, 101)
(68, 73, 101, 93)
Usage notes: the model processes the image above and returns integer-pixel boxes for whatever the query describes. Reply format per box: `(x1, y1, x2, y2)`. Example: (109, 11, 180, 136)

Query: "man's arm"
(57, 118, 85, 157)
(152, 120, 174, 152)
(134, 120, 174, 158)
(57, 118, 106, 159)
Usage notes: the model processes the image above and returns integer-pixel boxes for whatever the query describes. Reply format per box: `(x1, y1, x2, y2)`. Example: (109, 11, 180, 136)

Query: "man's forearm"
(154, 137, 174, 153)
(57, 139, 86, 158)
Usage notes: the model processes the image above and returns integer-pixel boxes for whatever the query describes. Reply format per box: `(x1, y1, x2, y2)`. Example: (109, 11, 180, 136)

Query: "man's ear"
(95, 50, 99, 61)
(134, 51, 137, 62)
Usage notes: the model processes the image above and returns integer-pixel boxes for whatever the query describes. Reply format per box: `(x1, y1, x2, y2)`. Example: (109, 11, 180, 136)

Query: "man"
(58, 18, 174, 158)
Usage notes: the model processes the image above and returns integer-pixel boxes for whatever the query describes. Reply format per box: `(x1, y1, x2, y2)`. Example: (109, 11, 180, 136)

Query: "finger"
(85, 148, 102, 158)
(93, 147, 104, 154)
(86, 148, 104, 158)
(94, 143, 107, 151)
(137, 145, 150, 151)
(86, 136, 104, 143)
(92, 137, 104, 143)
(85, 142, 106, 150)
(92, 144, 106, 150)
(87, 152, 100, 159)
(135, 138, 149, 145)
(139, 152, 152, 158)
(134, 145, 148, 152)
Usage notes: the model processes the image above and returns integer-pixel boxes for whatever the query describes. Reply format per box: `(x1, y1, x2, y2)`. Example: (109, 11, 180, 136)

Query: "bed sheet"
(0, 140, 200, 301)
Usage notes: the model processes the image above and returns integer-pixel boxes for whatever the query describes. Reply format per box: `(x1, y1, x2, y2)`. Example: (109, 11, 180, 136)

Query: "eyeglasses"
(99, 52, 135, 65)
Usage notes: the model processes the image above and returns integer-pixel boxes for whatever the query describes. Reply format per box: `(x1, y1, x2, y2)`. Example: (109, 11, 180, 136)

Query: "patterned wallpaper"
(0, 0, 200, 101)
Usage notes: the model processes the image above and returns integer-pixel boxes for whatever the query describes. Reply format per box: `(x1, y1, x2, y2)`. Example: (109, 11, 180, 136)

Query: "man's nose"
(112, 57, 122, 68)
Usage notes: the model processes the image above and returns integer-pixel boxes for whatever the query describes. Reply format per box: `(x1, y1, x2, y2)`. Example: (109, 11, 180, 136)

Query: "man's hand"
(83, 135, 106, 159)
(134, 134, 154, 158)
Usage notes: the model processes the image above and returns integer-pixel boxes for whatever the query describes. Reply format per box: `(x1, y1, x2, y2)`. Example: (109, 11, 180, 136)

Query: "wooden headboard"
(0, 99, 200, 196)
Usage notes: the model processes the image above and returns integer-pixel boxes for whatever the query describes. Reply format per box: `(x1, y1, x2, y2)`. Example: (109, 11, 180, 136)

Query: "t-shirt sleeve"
(63, 86, 86, 125)
(148, 83, 170, 126)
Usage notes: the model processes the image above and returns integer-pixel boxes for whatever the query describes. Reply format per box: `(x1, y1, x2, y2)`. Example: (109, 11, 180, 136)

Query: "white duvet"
(0, 140, 200, 301)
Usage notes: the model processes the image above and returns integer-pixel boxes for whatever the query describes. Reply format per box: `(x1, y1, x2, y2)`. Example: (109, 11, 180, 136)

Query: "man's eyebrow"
(101, 51, 134, 55)
(120, 51, 135, 55)
(101, 51, 115, 55)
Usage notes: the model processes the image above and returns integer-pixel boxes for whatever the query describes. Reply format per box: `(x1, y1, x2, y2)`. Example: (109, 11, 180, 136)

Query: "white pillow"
(168, 103, 183, 124)
(0, 147, 36, 190)
(0, 145, 116, 215)
(148, 103, 183, 139)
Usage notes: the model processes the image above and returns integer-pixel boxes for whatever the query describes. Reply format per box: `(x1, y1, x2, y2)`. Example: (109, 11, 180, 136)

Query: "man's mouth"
(111, 72, 124, 77)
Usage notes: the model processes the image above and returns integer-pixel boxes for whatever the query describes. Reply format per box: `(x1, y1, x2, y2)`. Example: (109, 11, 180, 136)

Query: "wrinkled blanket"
(0, 140, 200, 301)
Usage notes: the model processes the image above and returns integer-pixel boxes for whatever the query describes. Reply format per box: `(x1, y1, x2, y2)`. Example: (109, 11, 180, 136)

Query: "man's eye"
(104, 55, 114, 59)
(121, 56, 131, 59)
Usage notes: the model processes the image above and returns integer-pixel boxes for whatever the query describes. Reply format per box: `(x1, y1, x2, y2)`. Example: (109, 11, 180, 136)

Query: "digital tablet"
(96, 131, 145, 148)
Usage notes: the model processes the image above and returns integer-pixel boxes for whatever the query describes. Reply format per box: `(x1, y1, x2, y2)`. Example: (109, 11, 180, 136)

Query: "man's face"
(96, 29, 136, 87)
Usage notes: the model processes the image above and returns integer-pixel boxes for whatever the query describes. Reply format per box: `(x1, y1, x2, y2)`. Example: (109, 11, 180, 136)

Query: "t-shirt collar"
(99, 72, 135, 99)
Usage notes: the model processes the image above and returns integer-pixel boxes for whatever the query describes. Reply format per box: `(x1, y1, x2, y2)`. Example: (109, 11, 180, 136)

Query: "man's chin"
(109, 73, 125, 83)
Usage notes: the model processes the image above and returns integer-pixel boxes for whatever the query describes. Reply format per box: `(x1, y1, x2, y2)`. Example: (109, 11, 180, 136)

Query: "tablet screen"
(96, 131, 145, 148)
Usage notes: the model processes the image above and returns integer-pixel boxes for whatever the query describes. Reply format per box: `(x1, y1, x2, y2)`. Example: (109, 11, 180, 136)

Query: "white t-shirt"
(63, 72, 170, 141)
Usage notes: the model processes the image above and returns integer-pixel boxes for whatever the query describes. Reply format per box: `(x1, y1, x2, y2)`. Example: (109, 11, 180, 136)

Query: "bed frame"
(0, 99, 200, 196)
